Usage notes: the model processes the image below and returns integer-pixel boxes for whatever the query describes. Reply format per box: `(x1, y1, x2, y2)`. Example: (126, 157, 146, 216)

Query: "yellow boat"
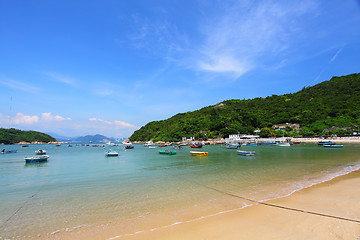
(190, 151, 208, 156)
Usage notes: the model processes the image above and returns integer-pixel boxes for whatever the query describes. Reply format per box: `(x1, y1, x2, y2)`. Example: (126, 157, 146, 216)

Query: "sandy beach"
(42, 171, 360, 240)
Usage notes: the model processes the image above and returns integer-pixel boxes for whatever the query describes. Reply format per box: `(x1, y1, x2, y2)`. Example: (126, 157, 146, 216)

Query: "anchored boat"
(25, 155, 50, 163)
(35, 149, 47, 155)
(190, 151, 208, 156)
(159, 150, 176, 155)
(237, 150, 256, 156)
(323, 144, 343, 148)
(105, 150, 119, 156)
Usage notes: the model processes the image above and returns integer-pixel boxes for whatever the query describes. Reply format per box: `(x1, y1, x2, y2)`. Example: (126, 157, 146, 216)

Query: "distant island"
(130, 73, 360, 142)
(0, 128, 56, 144)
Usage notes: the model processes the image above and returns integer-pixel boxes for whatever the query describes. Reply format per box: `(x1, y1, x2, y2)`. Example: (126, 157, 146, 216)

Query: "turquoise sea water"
(0, 143, 360, 239)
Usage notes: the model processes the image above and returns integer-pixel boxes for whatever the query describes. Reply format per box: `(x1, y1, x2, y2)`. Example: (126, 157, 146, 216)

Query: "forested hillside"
(130, 73, 360, 142)
(0, 128, 56, 144)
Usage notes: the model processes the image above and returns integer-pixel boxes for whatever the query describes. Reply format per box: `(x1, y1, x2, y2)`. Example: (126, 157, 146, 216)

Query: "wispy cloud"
(0, 78, 40, 93)
(193, 0, 319, 79)
(89, 118, 136, 128)
(43, 72, 77, 86)
(329, 46, 345, 63)
(128, 13, 188, 57)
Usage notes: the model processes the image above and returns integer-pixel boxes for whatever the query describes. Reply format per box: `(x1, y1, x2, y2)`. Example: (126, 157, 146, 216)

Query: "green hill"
(130, 73, 360, 142)
(0, 128, 56, 144)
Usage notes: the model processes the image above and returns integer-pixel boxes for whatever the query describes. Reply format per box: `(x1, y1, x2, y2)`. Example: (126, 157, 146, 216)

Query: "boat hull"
(190, 151, 208, 156)
(25, 155, 49, 163)
(324, 144, 343, 148)
(237, 150, 255, 156)
(159, 150, 176, 155)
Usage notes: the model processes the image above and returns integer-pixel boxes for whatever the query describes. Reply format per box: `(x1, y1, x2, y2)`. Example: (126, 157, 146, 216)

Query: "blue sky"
(0, 0, 360, 138)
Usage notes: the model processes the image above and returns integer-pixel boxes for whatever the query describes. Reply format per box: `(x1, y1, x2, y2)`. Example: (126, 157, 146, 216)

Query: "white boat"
(25, 155, 50, 163)
(35, 149, 47, 155)
(144, 141, 156, 147)
(276, 142, 291, 147)
(106, 142, 118, 146)
(105, 150, 119, 156)
(237, 150, 255, 156)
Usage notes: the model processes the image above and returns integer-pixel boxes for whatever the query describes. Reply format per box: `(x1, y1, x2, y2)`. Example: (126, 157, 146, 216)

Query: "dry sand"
(43, 171, 360, 240)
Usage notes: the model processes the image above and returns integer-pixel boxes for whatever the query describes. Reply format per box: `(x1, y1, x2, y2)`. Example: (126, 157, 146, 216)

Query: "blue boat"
(237, 150, 255, 156)
(1, 149, 18, 154)
(323, 144, 343, 148)
(318, 141, 335, 145)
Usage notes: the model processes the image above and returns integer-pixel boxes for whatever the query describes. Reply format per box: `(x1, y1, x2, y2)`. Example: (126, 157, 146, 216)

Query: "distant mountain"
(71, 134, 115, 143)
(130, 73, 360, 141)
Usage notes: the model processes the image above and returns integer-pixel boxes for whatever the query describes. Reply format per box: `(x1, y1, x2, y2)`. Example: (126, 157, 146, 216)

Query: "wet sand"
(42, 171, 360, 240)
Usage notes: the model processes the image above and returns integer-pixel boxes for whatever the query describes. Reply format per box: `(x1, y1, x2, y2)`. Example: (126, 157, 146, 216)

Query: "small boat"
(190, 143, 203, 148)
(158, 144, 167, 147)
(144, 141, 155, 147)
(276, 142, 291, 147)
(324, 144, 343, 148)
(125, 145, 134, 149)
(237, 150, 255, 156)
(105, 150, 119, 156)
(1, 149, 18, 154)
(159, 150, 176, 155)
(190, 151, 208, 156)
(318, 141, 335, 145)
(25, 155, 49, 163)
(35, 149, 47, 155)
(226, 143, 241, 149)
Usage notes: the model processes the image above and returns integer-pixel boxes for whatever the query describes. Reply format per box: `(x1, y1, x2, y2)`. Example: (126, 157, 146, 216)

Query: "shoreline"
(36, 169, 360, 240)
(115, 171, 360, 240)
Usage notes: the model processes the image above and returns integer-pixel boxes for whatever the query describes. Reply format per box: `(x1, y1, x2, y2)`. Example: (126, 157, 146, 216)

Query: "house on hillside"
(272, 123, 300, 132)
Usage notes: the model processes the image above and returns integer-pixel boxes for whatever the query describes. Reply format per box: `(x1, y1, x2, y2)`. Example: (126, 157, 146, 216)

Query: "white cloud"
(0, 78, 40, 93)
(13, 113, 39, 124)
(42, 112, 71, 121)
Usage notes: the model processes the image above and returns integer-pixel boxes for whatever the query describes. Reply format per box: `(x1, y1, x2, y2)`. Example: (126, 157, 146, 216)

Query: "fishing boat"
(159, 150, 176, 155)
(323, 144, 343, 148)
(190, 143, 203, 148)
(105, 150, 119, 156)
(35, 149, 47, 155)
(24, 155, 50, 163)
(237, 150, 255, 156)
(190, 151, 208, 156)
(1, 149, 17, 154)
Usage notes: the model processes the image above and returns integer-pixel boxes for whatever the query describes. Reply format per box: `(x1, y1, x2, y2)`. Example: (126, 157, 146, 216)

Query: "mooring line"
(194, 182, 360, 224)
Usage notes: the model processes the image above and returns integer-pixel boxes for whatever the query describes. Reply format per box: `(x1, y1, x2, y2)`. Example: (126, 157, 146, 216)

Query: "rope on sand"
(195, 182, 360, 224)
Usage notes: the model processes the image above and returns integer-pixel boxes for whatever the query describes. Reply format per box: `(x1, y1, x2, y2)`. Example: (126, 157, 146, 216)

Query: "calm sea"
(0, 143, 359, 239)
